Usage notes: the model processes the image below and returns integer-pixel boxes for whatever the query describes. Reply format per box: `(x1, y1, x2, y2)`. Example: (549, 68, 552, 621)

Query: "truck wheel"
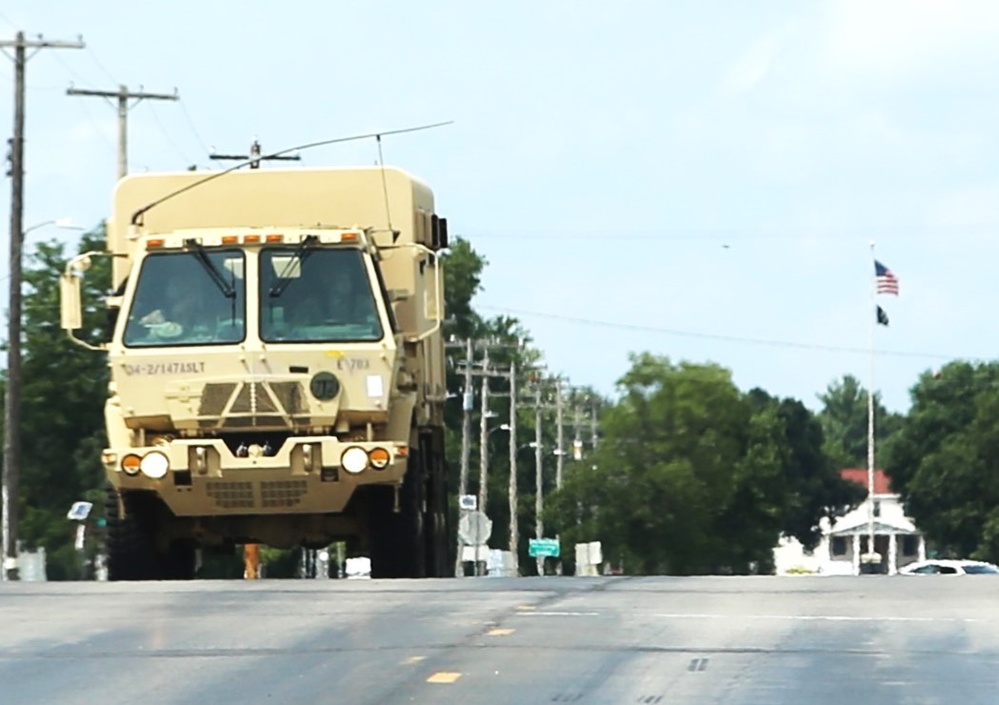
(106, 486, 196, 581)
(422, 440, 450, 578)
(370, 450, 426, 578)
(105, 486, 159, 581)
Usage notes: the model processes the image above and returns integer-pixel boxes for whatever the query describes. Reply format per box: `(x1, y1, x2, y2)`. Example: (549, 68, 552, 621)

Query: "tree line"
(3, 229, 997, 578)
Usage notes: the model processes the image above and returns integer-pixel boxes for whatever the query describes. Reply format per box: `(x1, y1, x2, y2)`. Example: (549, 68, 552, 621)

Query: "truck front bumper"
(103, 436, 409, 516)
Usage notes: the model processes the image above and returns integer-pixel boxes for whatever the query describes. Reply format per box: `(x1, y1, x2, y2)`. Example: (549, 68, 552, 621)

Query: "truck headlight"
(140, 451, 170, 479)
(341, 447, 368, 474)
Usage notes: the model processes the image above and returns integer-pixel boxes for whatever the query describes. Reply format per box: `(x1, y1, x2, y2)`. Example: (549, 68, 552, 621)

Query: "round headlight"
(121, 453, 142, 476)
(140, 451, 169, 479)
(341, 447, 368, 474)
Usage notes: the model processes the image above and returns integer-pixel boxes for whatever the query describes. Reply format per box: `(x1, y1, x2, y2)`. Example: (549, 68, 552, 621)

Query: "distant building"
(773, 468, 925, 576)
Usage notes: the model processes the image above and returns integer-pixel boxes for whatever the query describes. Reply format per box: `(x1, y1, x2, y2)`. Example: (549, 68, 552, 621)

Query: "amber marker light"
(121, 454, 142, 476)
(369, 447, 390, 469)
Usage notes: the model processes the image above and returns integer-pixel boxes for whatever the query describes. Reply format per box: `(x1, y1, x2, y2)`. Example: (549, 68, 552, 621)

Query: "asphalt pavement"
(0, 574, 996, 704)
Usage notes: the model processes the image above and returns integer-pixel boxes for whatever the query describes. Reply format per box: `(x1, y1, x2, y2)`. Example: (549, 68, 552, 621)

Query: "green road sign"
(528, 538, 560, 558)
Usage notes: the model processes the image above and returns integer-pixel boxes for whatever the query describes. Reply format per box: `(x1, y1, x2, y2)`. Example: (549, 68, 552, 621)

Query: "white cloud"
(825, 0, 999, 75)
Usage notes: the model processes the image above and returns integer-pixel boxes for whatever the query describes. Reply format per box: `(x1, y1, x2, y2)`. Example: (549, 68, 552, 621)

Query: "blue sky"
(1, 1, 998, 414)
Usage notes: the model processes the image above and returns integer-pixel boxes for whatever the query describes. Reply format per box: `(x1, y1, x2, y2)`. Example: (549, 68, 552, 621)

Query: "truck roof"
(109, 165, 435, 261)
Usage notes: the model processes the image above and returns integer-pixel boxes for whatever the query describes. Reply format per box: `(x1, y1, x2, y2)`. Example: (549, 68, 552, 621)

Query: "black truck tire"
(105, 485, 196, 581)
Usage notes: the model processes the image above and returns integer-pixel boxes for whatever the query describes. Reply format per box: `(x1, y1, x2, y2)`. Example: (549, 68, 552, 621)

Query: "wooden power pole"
(1, 31, 85, 581)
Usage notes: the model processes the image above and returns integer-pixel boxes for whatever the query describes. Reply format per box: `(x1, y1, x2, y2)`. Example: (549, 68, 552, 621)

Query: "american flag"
(874, 260, 899, 295)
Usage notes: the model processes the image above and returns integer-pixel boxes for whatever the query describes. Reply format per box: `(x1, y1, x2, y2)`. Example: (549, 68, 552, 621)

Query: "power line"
(177, 99, 211, 157)
(48, 50, 94, 90)
(85, 47, 117, 84)
(146, 101, 193, 166)
(479, 305, 966, 362)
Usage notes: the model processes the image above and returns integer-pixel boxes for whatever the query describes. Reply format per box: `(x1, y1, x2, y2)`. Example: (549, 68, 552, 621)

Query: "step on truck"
(60, 166, 451, 579)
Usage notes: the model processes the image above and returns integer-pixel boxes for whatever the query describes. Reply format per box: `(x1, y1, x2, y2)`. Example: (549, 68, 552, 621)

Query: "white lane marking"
(653, 613, 985, 623)
(518, 611, 986, 623)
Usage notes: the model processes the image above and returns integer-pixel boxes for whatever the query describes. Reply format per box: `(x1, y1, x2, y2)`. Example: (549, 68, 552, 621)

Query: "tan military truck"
(60, 166, 450, 579)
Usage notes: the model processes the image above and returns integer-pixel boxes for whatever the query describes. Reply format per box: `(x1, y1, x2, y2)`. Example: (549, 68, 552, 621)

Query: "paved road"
(1, 575, 996, 704)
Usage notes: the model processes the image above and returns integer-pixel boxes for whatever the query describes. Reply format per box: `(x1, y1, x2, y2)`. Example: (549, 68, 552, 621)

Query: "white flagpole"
(867, 241, 876, 569)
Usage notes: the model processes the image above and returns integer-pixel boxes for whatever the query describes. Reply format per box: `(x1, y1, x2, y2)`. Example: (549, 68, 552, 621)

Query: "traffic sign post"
(528, 538, 560, 559)
(458, 511, 492, 576)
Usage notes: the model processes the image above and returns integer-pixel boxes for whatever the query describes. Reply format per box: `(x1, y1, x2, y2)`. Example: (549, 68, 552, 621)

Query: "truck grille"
(197, 381, 308, 430)
(206, 481, 254, 509)
(205, 479, 309, 509)
(261, 480, 308, 508)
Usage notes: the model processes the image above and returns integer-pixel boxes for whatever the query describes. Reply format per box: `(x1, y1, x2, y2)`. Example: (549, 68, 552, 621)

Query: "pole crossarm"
(66, 86, 178, 101)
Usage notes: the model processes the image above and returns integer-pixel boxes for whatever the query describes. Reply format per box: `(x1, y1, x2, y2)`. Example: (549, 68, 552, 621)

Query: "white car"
(898, 559, 999, 575)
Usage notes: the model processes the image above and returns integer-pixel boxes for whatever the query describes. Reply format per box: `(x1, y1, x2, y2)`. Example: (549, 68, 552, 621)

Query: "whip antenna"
(131, 120, 454, 226)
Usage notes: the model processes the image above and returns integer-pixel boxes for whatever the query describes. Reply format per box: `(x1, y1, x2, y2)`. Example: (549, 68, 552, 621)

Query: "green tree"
(885, 362, 999, 560)
(14, 226, 110, 579)
(817, 374, 902, 470)
(549, 354, 751, 575)
(441, 236, 486, 340)
(748, 391, 866, 550)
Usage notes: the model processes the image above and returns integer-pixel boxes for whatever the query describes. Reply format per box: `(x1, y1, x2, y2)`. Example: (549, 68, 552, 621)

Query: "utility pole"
(210, 138, 301, 169)
(1, 31, 85, 581)
(454, 337, 473, 577)
(572, 396, 583, 461)
(66, 84, 178, 180)
(591, 398, 599, 451)
(534, 383, 544, 576)
(555, 378, 565, 489)
(507, 361, 518, 576)
(475, 348, 491, 576)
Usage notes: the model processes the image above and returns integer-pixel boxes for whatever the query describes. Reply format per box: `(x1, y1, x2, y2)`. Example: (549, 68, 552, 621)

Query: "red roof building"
(840, 468, 892, 495)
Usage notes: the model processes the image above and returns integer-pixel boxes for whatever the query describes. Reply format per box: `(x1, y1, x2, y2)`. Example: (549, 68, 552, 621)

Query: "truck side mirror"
(60, 251, 108, 351)
(60, 272, 83, 331)
(437, 217, 448, 249)
(431, 215, 449, 250)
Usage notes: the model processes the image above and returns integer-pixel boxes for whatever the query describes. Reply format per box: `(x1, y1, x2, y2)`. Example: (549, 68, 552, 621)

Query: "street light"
(3, 217, 83, 581)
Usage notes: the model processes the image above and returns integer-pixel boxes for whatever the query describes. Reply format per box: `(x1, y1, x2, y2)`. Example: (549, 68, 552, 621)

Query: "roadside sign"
(459, 494, 477, 511)
(458, 511, 492, 546)
(66, 501, 93, 521)
(528, 538, 560, 558)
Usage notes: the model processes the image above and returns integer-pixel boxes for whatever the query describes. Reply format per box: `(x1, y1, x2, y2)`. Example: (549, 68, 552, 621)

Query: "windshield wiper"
(269, 235, 319, 298)
(184, 239, 237, 299)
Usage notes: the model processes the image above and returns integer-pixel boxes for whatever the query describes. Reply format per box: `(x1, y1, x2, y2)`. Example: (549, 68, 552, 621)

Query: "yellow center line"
(487, 628, 515, 636)
(427, 672, 463, 684)
(402, 656, 426, 665)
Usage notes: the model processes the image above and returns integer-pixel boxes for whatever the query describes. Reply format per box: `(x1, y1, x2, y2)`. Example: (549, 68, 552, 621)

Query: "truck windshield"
(123, 250, 246, 347)
(260, 248, 384, 343)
